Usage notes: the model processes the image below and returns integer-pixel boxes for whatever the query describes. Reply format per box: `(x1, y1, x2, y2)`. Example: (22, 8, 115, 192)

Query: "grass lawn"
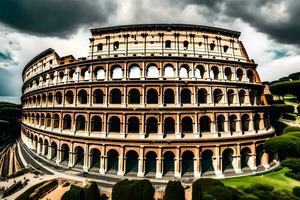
(221, 167, 300, 191)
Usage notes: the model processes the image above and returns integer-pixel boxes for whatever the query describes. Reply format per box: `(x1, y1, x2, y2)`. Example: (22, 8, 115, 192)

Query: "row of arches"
(25, 132, 274, 178)
(23, 87, 263, 107)
(24, 63, 257, 94)
(23, 112, 270, 136)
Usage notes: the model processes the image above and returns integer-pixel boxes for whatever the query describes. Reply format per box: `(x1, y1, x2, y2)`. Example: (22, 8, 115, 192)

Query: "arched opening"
(164, 117, 175, 134)
(95, 67, 105, 80)
(249, 90, 255, 105)
(111, 65, 122, 79)
(179, 65, 189, 78)
(181, 89, 191, 104)
(195, 65, 205, 79)
(40, 113, 45, 127)
(93, 89, 104, 104)
(247, 70, 254, 83)
(125, 150, 139, 174)
(163, 151, 175, 176)
(75, 115, 85, 131)
(38, 138, 43, 154)
(60, 144, 70, 166)
(44, 140, 49, 156)
(164, 89, 175, 104)
(165, 40, 171, 48)
(229, 115, 237, 132)
(109, 116, 120, 132)
(217, 115, 225, 132)
(53, 114, 60, 129)
(74, 146, 84, 167)
(147, 89, 158, 104)
(183, 40, 189, 49)
(200, 116, 211, 132)
(129, 64, 141, 79)
(224, 67, 232, 81)
(107, 149, 119, 173)
(63, 115, 72, 130)
(42, 94, 47, 105)
(78, 90, 88, 104)
(201, 150, 214, 175)
(46, 114, 51, 127)
(264, 113, 271, 130)
(55, 91, 62, 104)
(82, 68, 90, 81)
(147, 65, 159, 78)
(65, 91, 74, 104)
(182, 117, 193, 133)
(213, 89, 223, 104)
(241, 147, 251, 169)
(211, 66, 219, 79)
(241, 114, 250, 133)
(237, 68, 243, 81)
(182, 151, 194, 176)
(227, 89, 235, 105)
(128, 117, 140, 133)
(222, 148, 234, 172)
(238, 90, 246, 104)
(69, 69, 76, 82)
(164, 65, 174, 78)
(145, 151, 157, 175)
(197, 89, 208, 104)
(50, 142, 57, 160)
(146, 117, 158, 135)
(34, 135, 38, 151)
(91, 116, 102, 132)
(128, 89, 140, 104)
(256, 145, 264, 167)
(254, 114, 260, 132)
(48, 93, 53, 104)
(90, 149, 101, 170)
(110, 88, 122, 104)
(36, 114, 40, 126)
(113, 41, 119, 50)
(256, 92, 262, 105)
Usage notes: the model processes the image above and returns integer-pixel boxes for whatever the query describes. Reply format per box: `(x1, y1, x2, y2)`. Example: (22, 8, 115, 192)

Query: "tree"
(164, 181, 185, 200)
(264, 136, 300, 159)
(84, 182, 100, 200)
(281, 158, 300, 174)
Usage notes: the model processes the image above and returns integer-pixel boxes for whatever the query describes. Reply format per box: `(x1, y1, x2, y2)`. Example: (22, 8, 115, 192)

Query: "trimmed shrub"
(264, 136, 300, 159)
(285, 171, 300, 181)
(112, 179, 154, 200)
(292, 186, 300, 197)
(281, 158, 300, 174)
(282, 113, 297, 121)
(273, 189, 299, 200)
(61, 182, 100, 200)
(164, 181, 185, 200)
(192, 178, 241, 200)
(240, 194, 259, 200)
(84, 182, 100, 200)
(61, 185, 84, 200)
(283, 126, 300, 134)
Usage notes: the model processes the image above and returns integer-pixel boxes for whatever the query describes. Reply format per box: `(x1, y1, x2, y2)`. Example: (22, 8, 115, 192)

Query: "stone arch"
(74, 146, 84, 167)
(125, 150, 139, 174)
(249, 90, 255, 105)
(111, 65, 122, 79)
(237, 68, 243, 81)
(224, 67, 232, 81)
(109, 116, 120, 132)
(55, 91, 62, 104)
(128, 89, 140, 104)
(241, 147, 252, 169)
(181, 88, 191, 104)
(60, 143, 70, 166)
(227, 89, 235, 105)
(46, 113, 51, 127)
(145, 151, 157, 175)
(50, 141, 57, 160)
(75, 115, 86, 131)
(68, 69, 76, 82)
(53, 113, 60, 129)
(229, 115, 237, 132)
(91, 115, 102, 132)
(63, 114, 72, 130)
(38, 137, 43, 153)
(200, 116, 211, 132)
(110, 88, 122, 104)
(195, 65, 205, 79)
(165, 40, 171, 48)
(129, 64, 141, 79)
(93, 89, 104, 104)
(164, 117, 175, 134)
(182, 150, 194, 175)
(126, 116, 139, 133)
(247, 69, 254, 83)
(146, 117, 158, 135)
(253, 114, 261, 132)
(78, 89, 88, 104)
(264, 112, 271, 130)
(107, 149, 119, 173)
(256, 144, 264, 167)
(211, 66, 219, 79)
(43, 139, 49, 156)
(179, 64, 189, 78)
(213, 89, 223, 104)
(198, 88, 208, 104)
(238, 90, 246, 104)
(80, 67, 90, 81)
(94, 66, 105, 80)
(65, 90, 74, 104)
(147, 64, 159, 78)
(164, 64, 174, 78)
(217, 115, 225, 132)
(147, 89, 158, 104)
(42, 93, 47, 105)
(47, 93, 53, 104)
(201, 150, 214, 175)
(182, 117, 193, 133)
(164, 89, 175, 104)
(241, 114, 250, 132)
(222, 148, 234, 172)
(163, 151, 175, 175)
(90, 148, 101, 170)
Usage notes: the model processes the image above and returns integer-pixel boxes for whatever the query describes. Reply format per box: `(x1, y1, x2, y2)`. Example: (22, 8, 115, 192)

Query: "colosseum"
(20, 24, 276, 180)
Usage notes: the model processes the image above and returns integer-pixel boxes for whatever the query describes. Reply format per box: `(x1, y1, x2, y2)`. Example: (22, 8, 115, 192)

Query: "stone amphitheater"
(20, 24, 276, 181)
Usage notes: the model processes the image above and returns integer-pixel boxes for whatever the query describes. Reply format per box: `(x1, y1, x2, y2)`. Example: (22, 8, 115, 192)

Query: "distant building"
(21, 24, 275, 179)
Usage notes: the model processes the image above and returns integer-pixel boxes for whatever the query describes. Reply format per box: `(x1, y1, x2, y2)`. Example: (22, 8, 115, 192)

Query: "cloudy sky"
(0, 0, 299, 103)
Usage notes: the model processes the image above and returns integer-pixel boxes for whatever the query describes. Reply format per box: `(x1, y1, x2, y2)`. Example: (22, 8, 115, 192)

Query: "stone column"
(214, 146, 223, 177)
(100, 156, 106, 174)
(68, 152, 74, 167)
(175, 114, 181, 139)
(175, 147, 181, 178)
(156, 148, 163, 178)
(261, 152, 270, 169)
(234, 144, 242, 174)
(194, 146, 201, 178)
(117, 147, 125, 176)
(56, 149, 61, 164)
(194, 113, 199, 138)
(137, 157, 145, 177)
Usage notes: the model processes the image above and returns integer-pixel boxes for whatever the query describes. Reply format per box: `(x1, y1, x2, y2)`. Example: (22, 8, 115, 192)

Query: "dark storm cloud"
(189, 0, 300, 45)
(0, 69, 19, 96)
(0, 0, 116, 37)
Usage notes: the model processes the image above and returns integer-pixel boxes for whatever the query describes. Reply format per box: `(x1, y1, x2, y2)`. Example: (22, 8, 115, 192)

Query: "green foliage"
(0, 102, 21, 141)
(285, 171, 300, 181)
(112, 179, 154, 200)
(273, 190, 299, 200)
(292, 186, 300, 197)
(281, 158, 300, 174)
(279, 77, 290, 82)
(84, 182, 101, 200)
(283, 126, 300, 134)
(270, 104, 295, 120)
(239, 184, 276, 200)
(289, 72, 300, 81)
(164, 181, 185, 200)
(192, 178, 241, 200)
(282, 113, 297, 121)
(269, 80, 300, 101)
(61, 185, 84, 200)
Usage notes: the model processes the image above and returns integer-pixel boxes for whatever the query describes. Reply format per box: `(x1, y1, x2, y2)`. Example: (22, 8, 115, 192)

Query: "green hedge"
(283, 126, 300, 134)
(112, 179, 154, 200)
(281, 158, 300, 174)
(293, 186, 300, 197)
(285, 171, 300, 181)
(282, 113, 297, 121)
(269, 80, 300, 100)
(164, 181, 185, 200)
(61, 182, 100, 200)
